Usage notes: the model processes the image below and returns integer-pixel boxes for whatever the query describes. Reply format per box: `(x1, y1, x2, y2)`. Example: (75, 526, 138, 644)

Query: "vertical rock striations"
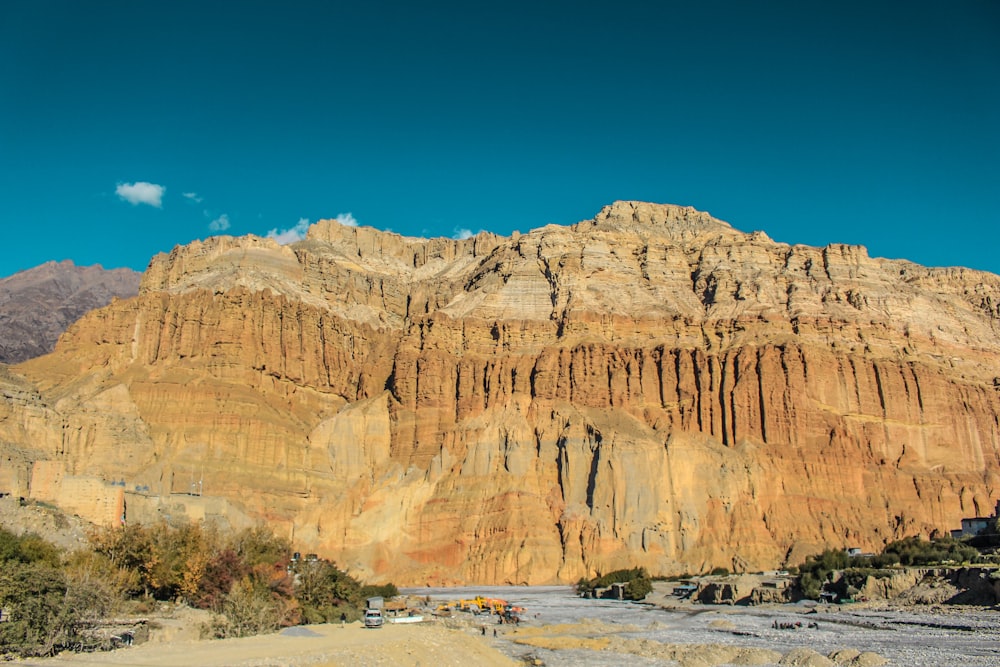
(2, 201, 999, 585)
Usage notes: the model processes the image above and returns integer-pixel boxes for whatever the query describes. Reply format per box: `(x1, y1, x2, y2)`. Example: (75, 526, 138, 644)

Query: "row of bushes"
(798, 535, 980, 576)
(0, 521, 396, 658)
(795, 536, 981, 599)
(573, 534, 986, 605)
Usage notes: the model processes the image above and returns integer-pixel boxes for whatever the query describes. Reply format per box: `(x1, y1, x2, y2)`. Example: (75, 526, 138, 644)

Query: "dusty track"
(10, 622, 517, 667)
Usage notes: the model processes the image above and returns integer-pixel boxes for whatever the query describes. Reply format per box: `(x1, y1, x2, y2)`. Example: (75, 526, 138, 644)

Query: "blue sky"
(1, 1, 997, 279)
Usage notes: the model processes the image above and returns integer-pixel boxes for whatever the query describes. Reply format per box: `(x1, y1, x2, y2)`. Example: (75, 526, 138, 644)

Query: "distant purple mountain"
(0, 260, 141, 364)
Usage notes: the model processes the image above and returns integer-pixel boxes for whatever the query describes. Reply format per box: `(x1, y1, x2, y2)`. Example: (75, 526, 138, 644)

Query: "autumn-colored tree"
(88, 523, 154, 596)
(2, 519, 395, 652)
(146, 521, 214, 602)
(193, 547, 245, 611)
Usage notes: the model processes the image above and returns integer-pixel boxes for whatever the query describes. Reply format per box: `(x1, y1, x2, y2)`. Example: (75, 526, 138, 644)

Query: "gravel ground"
(406, 586, 1000, 666)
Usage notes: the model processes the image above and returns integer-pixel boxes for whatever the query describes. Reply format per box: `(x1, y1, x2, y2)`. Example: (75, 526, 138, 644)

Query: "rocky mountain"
(0, 260, 141, 364)
(1, 202, 999, 585)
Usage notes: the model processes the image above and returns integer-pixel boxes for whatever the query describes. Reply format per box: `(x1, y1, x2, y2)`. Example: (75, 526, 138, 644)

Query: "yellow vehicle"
(437, 596, 513, 615)
(475, 596, 508, 614)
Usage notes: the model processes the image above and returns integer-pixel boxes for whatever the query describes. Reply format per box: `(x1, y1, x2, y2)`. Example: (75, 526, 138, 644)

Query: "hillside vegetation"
(0, 521, 395, 658)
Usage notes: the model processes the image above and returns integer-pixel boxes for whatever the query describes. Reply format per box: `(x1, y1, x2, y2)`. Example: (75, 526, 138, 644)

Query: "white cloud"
(208, 214, 231, 232)
(266, 218, 311, 245)
(453, 227, 485, 240)
(116, 181, 164, 207)
(264, 212, 356, 244)
(183, 192, 203, 203)
(335, 212, 358, 227)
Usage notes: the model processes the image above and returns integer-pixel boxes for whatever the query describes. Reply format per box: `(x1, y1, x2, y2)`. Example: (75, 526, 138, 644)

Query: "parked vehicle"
(364, 609, 384, 628)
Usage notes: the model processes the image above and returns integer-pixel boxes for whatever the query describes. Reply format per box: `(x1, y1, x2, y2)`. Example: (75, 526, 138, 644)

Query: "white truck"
(363, 608, 384, 628)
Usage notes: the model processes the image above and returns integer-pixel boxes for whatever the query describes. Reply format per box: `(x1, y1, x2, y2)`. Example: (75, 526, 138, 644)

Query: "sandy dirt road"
(9, 622, 518, 667)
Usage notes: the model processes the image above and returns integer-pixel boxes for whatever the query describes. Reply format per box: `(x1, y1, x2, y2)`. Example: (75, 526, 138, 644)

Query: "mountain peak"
(0, 262, 140, 364)
(576, 200, 739, 241)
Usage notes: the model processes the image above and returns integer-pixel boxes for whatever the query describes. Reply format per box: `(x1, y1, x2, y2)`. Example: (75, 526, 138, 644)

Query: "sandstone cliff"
(2, 201, 999, 585)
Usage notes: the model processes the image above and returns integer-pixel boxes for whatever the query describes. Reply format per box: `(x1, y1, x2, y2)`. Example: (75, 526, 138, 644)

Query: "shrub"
(624, 576, 652, 600)
(0, 528, 61, 567)
(794, 536, 981, 600)
(576, 567, 651, 601)
(797, 571, 822, 600)
(0, 562, 69, 656)
(871, 552, 901, 568)
(295, 560, 362, 622)
(840, 568, 894, 590)
(4, 519, 399, 648)
(795, 548, 852, 600)
(210, 576, 288, 638)
(0, 562, 110, 656)
(884, 536, 978, 566)
(64, 549, 136, 606)
(360, 583, 400, 600)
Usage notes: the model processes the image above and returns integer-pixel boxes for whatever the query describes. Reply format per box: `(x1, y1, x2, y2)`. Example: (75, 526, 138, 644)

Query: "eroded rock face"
(2, 202, 1000, 585)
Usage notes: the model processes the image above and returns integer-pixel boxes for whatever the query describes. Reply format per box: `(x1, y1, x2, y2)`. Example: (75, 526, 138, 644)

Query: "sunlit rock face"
(3, 201, 1000, 585)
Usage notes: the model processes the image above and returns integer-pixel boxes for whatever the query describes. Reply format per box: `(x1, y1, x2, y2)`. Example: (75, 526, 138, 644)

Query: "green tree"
(797, 571, 823, 600)
(360, 583, 400, 600)
(0, 528, 61, 566)
(884, 536, 978, 566)
(0, 561, 109, 656)
(0, 562, 68, 656)
(624, 576, 653, 601)
(295, 560, 361, 623)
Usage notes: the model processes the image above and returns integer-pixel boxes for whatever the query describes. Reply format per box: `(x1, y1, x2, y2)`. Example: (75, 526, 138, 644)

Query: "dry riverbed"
(416, 585, 1000, 666)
